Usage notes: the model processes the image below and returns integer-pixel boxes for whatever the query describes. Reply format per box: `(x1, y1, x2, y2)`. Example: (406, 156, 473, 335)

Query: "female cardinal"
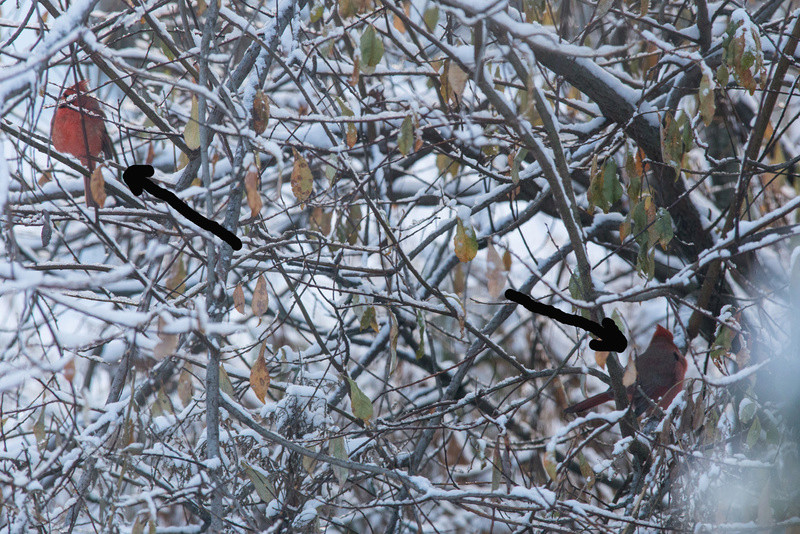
(565, 325, 687, 415)
(50, 81, 113, 207)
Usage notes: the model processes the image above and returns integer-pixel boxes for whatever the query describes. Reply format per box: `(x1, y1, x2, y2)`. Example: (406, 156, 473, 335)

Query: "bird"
(50, 81, 114, 207)
(565, 325, 687, 416)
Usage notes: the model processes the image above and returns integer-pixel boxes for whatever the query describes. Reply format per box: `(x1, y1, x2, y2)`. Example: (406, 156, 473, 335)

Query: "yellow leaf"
(447, 61, 469, 104)
(252, 274, 269, 316)
(394, 1, 411, 33)
(34, 409, 46, 450)
(219, 365, 235, 397)
(62, 358, 75, 383)
(290, 149, 313, 204)
(252, 90, 270, 134)
(90, 167, 106, 207)
(645, 195, 658, 244)
(578, 452, 595, 489)
(347, 377, 373, 422)
(233, 283, 245, 314)
(249, 343, 270, 403)
(542, 450, 557, 481)
(454, 218, 478, 263)
(310, 207, 332, 235)
(184, 95, 200, 150)
(623, 355, 637, 386)
(346, 123, 357, 148)
(619, 220, 630, 243)
(339, 0, 355, 17)
(491, 442, 502, 491)
(436, 153, 459, 179)
(329, 436, 349, 485)
(698, 70, 716, 127)
(486, 242, 505, 298)
(245, 167, 262, 217)
(166, 254, 186, 295)
(452, 263, 465, 294)
(178, 367, 193, 406)
(154, 315, 178, 359)
(594, 351, 609, 369)
(393, 14, 406, 33)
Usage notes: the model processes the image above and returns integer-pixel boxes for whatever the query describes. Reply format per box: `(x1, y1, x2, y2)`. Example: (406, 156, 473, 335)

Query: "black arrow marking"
(123, 165, 242, 251)
(505, 289, 627, 352)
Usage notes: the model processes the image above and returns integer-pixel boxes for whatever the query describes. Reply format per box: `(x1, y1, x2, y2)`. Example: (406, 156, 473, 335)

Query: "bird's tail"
(564, 391, 614, 414)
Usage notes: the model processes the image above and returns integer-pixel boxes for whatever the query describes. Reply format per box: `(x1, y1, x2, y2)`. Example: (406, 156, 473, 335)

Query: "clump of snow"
(261, 384, 331, 438)
(456, 205, 472, 223)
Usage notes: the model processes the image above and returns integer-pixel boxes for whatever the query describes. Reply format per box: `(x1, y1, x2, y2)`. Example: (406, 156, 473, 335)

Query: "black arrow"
(123, 165, 242, 250)
(505, 289, 627, 352)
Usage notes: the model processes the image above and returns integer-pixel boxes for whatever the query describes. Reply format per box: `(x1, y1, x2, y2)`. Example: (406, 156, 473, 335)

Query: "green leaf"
(568, 271, 585, 302)
(716, 63, 729, 87)
(242, 461, 276, 503)
(602, 159, 622, 210)
(681, 117, 693, 153)
(346, 377, 374, 422)
(325, 164, 337, 184)
(587, 155, 606, 213)
(578, 452, 595, 487)
(637, 246, 655, 280)
(741, 50, 754, 70)
(360, 25, 384, 68)
(652, 208, 674, 249)
(739, 399, 756, 424)
(423, 5, 439, 32)
(329, 436, 349, 485)
(337, 97, 354, 117)
(596, 0, 613, 18)
(310, 3, 324, 23)
(511, 148, 527, 185)
(746, 415, 761, 448)
(710, 324, 736, 365)
(630, 199, 648, 246)
(398, 115, 414, 156)
(661, 112, 683, 176)
(611, 309, 625, 335)
(763, 415, 780, 444)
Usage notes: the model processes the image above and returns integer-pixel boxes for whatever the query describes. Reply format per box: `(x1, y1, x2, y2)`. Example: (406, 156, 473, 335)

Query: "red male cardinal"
(50, 81, 113, 207)
(565, 325, 687, 415)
